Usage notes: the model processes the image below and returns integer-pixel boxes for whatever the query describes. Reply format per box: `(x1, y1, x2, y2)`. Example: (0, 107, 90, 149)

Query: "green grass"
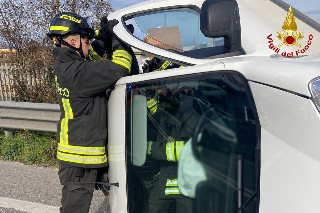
(0, 129, 57, 167)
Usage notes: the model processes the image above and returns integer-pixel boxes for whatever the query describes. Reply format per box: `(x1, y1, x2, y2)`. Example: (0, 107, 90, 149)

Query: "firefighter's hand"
(96, 18, 119, 52)
(98, 17, 119, 38)
(142, 60, 151, 73)
(127, 24, 134, 34)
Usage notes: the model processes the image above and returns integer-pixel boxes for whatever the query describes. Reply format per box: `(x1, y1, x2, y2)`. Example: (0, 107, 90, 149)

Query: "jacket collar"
(53, 47, 84, 63)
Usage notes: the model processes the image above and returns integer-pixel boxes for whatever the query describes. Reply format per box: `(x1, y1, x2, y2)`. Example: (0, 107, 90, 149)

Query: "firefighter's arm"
(148, 141, 185, 162)
(89, 39, 105, 61)
(70, 49, 131, 97)
(70, 20, 133, 97)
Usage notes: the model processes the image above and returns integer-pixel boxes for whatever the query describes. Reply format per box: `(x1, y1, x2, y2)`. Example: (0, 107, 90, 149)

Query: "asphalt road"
(0, 160, 109, 213)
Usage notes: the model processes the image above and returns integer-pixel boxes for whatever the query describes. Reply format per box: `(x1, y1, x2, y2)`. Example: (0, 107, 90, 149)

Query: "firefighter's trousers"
(147, 174, 193, 213)
(58, 164, 98, 213)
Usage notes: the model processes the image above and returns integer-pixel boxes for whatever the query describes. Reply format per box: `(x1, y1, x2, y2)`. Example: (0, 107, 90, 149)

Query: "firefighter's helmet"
(48, 12, 95, 43)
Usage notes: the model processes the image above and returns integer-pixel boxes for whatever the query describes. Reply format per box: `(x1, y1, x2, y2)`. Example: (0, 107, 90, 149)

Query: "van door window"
(124, 8, 223, 57)
(126, 71, 260, 213)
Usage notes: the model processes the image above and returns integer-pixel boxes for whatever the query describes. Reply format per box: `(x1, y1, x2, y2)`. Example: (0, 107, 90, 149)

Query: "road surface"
(0, 160, 110, 213)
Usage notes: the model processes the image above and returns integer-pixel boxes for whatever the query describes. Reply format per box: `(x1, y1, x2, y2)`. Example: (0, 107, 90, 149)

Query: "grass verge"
(0, 129, 57, 167)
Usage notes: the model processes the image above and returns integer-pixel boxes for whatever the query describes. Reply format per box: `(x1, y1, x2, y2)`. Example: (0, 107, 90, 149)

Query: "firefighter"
(139, 57, 193, 212)
(48, 12, 132, 213)
(145, 87, 195, 213)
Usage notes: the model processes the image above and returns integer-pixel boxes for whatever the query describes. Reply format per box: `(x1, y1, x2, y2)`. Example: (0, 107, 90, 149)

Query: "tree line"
(0, 0, 113, 103)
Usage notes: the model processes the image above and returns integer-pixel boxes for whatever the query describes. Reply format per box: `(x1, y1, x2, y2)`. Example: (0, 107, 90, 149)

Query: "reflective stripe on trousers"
(165, 179, 181, 195)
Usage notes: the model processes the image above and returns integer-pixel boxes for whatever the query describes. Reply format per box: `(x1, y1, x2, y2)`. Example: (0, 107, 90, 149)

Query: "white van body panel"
(108, 84, 128, 213)
(249, 82, 320, 212)
(106, 0, 320, 212)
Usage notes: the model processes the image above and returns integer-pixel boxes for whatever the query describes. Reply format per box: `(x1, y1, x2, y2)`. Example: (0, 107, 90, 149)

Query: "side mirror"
(200, 0, 241, 51)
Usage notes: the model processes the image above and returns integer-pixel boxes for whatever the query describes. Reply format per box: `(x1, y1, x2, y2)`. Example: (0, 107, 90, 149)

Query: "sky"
(110, 0, 320, 23)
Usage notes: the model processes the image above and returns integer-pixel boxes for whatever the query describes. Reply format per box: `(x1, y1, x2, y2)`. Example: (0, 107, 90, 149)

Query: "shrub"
(0, 134, 24, 160)
(0, 129, 57, 167)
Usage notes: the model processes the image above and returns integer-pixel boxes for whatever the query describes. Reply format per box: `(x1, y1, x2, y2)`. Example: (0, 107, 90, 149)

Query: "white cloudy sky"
(110, 0, 320, 22)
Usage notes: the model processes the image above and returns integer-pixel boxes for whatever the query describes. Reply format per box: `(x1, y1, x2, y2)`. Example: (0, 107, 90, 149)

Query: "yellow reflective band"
(176, 141, 180, 161)
(166, 142, 170, 161)
(66, 99, 73, 119)
(165, 187, 181, 195)
(166, 142, 175, 161)
(58, 144, 105, 155)
(95, 30, 99, 36)
(113, 50, 132, 61)
(63, 98, 73, 119)
(59, 118, 68, 144)
(62, 98, 68, 119)
(166, 179, 178, 186)
(59, 15, 81, 23)
(171, 142, 176, 161)
(176, 141, 185, 161)
(50, 26, 69, 32)
(179, 65, 185, 68)
(113, 53, 132, 63)
(60, 118, 65, 144)
(60, 98, 73, 145)
(147, 94, 158, 114)
(152, 61, 172, 72)
(161, 61, 171, 70)
(64, 118, 69, 145)
(57, 151, 108, 165)
(112, 54, 131, 63)
(147, 98, 157, 109)
(112, 58, 131, 73)
(60, 118, 69, 145)
(149, 105, 157, 115)
(89, 47, 103, 61)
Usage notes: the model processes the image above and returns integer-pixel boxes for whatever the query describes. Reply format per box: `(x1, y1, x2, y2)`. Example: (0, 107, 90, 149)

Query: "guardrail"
(0, 101, 60, 133)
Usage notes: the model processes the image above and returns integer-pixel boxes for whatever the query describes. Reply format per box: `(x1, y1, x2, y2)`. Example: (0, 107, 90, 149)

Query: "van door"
(125, 70, 261, 213)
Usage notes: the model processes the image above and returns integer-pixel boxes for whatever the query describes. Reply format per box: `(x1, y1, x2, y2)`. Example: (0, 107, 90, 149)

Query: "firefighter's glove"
(142, 60, 151, 73)
(147, 141, 153, 155)
(127, 24, 134, 34)
(96, 19, 119, 53)
(100, 16, 109, 28)
(142, 57, 163, 73)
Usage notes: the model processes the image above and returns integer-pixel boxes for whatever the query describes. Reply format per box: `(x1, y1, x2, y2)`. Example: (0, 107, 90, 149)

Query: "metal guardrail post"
(0, 101, 60, 133)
